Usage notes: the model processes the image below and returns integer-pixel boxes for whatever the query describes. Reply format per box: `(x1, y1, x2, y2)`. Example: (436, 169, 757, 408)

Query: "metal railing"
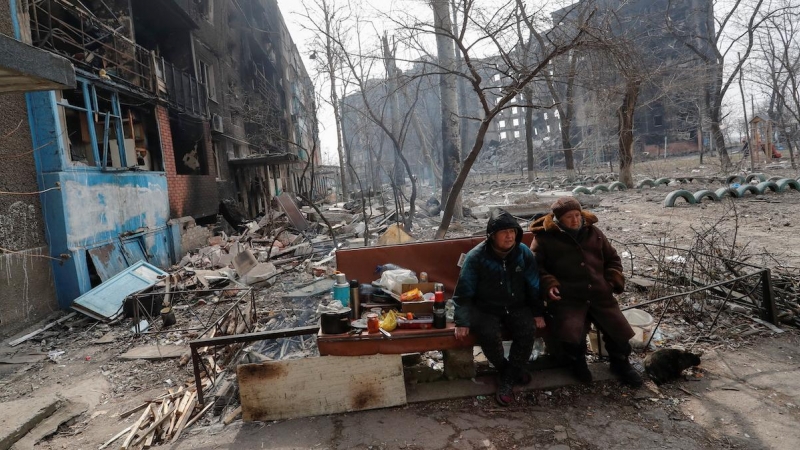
(158, 58, 208, 117)
(30, 0, 153, 91)
(30, 0, 208, 117)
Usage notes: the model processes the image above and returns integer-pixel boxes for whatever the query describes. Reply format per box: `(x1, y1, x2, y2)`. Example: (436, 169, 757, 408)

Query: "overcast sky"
(275, 0, 438, 164)
(276, 0, 766, 162)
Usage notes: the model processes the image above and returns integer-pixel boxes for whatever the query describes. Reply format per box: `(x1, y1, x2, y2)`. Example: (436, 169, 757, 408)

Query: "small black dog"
(644, 348, 702, 385)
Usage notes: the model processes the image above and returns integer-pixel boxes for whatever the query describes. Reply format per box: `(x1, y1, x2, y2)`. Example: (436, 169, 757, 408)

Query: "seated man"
(529, 197, 642, 387)
(453, 208, 546, 406)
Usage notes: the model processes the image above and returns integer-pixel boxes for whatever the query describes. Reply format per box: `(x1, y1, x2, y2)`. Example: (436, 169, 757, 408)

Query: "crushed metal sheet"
(277, 192, 309, 231)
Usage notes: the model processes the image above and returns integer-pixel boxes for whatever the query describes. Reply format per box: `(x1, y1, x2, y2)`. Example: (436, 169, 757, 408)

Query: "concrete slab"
(11, 400, 87, 450)
(0, 397, 62, 450)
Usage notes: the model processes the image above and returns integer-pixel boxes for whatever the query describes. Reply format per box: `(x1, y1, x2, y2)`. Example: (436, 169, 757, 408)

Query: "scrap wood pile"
(104, 384, 213, 450)
(101, 299, 255, 449)
(616, 217, 799, 348)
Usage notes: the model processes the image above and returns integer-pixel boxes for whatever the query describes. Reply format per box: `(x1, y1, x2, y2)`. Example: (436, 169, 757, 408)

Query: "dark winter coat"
(453, 210, 543, 328)
(528, 210, 634, 345)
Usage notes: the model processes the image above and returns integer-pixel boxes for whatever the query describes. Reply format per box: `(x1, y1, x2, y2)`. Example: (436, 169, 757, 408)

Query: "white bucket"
(622, 308, 654, 346)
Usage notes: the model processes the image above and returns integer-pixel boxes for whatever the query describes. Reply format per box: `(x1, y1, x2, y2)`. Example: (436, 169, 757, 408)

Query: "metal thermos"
(349, 279, 360, 319)
(433, 291, 446, 329)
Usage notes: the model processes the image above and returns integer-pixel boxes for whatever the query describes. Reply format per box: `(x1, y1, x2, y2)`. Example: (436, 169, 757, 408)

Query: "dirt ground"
(1, 154, 799, 449)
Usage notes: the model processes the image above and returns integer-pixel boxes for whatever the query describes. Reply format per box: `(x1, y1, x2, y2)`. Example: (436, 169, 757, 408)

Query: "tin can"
(366, 313, 380, 334)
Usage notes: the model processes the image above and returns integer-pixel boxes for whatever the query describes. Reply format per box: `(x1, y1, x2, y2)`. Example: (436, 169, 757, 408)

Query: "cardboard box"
(390, 282, 438, 315)
(393, 282, 437, 296)
(399, 300, 434, 316)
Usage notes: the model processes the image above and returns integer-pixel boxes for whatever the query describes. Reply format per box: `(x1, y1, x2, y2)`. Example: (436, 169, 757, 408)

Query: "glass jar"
(366, 313, 380, 334)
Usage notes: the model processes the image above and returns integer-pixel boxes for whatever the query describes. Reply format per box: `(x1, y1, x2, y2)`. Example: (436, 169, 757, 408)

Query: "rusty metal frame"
(608, 239, 779, 350)
(189, 325, 320, 404)
(129, 287, 254, 335)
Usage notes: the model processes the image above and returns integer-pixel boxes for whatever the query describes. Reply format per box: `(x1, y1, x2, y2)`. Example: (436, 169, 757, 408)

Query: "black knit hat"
(486, 208, 523, 244)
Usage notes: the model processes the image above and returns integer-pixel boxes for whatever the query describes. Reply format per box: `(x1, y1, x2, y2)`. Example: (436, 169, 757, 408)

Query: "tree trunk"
(524, 86, 536, 181)
(435, 118, 491, 239)
(708, 65, 732, 170)
(325, 10, 348, 197)
(451, 1, 470, 160)
(617, 81, 639, 188)
(432, 0, 462, 220)
(561, 126, 575, 180)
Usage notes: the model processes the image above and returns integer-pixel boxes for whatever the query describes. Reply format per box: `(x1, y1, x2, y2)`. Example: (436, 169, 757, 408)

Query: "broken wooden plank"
(119, 345, 189, 360)
(222, 405, 242, 425)
(120, 404, 152, 450)
(98, 425, 132, 450)
(182, 402, 214, 430)
(751, 317, 785, 333)
(8, 312, 77, 347)
(237, 355, 406, 422)
(128, 405, 176, 449)
(169, 393, 197, 442)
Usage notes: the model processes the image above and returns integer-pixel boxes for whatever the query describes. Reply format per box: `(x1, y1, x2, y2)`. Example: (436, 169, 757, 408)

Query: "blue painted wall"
(26, 88, 177, 308)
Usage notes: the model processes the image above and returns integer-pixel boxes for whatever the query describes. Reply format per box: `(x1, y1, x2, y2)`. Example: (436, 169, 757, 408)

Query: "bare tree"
(667, 0, 784, 171)
(431, 0, 464, 220)
(753, 2, 800, 169)
(399, 1, 594, 238)
(298, 0, 351, 198)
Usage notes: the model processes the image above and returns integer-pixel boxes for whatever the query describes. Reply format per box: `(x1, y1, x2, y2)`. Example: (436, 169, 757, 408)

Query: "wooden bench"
(317, 324, 479, 378)
(317, 323, 475, 356)
(330, 234, 542, 378)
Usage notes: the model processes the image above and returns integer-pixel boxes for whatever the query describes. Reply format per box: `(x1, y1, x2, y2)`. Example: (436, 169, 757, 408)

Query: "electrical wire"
(0, 246, 66, 262)
(0, 186, 61, 196)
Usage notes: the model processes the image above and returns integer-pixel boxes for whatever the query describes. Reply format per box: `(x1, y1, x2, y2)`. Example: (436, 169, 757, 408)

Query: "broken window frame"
(57, 79, 128, 170)
(198, 60, 217, 102)
(56, 77, 159, 172)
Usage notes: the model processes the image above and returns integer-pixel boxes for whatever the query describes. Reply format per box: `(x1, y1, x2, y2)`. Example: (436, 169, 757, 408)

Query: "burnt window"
(56, 80, 161, 171)
(169, 115, 208, 175)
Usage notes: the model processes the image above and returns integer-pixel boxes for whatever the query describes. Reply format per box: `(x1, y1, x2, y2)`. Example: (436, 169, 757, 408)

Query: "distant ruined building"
(341, 0, 715, 190)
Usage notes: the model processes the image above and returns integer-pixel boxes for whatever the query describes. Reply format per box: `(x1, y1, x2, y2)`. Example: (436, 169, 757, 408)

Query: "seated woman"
(529, 197, 642, 387)
(453, 208, 546, 406)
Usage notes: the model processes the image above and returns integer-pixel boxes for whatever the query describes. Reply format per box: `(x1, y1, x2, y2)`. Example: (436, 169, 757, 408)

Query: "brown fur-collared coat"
(528, 210, 634, 346)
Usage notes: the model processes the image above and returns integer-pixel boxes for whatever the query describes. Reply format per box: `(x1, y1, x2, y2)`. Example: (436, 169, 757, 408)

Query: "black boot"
(564, 342, 592, 383)
(495, 367, 515, 406)
(610, 358, 643, 387)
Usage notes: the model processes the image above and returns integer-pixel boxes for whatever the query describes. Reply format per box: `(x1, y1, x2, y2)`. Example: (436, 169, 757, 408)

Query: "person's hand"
(455, 326, 470, 340)
(534, 316, 546, 329)
(548, 286, 561, 301)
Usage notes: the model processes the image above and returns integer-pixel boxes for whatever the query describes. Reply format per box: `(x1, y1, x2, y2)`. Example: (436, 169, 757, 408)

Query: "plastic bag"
(379, 269, 418, 294)
(380, 310, 398, 332)
(400, 288, 423, 302)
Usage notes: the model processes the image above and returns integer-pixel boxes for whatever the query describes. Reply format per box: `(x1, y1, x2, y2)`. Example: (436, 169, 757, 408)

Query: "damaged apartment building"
(0, 0, 318, 335)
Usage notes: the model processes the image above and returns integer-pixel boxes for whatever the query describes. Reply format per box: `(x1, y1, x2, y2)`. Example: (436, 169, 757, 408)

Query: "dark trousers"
(470, 307, 536, 376)
(557, 314, 632, 363)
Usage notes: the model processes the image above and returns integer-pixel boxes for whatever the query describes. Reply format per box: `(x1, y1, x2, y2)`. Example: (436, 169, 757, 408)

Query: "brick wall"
(157, 106, 219, 219)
